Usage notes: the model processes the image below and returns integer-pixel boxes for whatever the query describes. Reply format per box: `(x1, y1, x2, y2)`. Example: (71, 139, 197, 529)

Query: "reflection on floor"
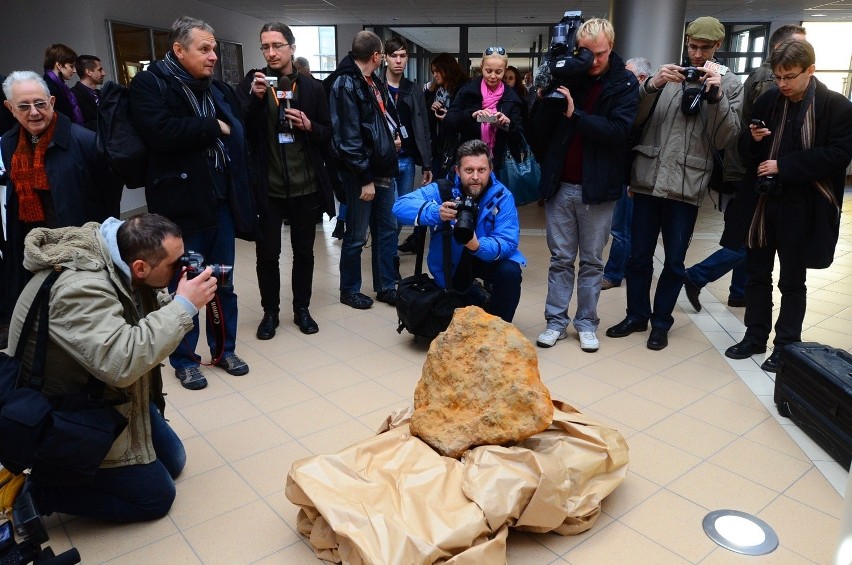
(41, 188, 851, 563)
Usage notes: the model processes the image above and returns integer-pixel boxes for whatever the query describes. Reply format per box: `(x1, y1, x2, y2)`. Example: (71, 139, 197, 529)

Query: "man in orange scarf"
(1, 71, 121, 348)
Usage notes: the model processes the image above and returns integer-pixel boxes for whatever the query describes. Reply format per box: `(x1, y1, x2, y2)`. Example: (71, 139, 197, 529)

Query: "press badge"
(399, 125, 409, 139)
(278, 132, 295, 144)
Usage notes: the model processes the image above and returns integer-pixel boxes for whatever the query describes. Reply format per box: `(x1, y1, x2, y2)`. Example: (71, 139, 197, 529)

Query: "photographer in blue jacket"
(392, 139, 525, 322)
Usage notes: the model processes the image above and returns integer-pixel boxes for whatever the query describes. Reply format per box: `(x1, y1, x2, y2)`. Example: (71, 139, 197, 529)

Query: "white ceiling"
(196, 0, 852, 26)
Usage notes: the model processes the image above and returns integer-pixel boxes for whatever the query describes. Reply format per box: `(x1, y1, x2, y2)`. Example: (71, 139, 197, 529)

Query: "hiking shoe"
(175, 366, 208, 390)
(578, 331, 599, 352)
(536, 328, 568, 348)
(215, 353, 249, 376)
(376, 289, 398, 306)
(341, 292, 373, 309)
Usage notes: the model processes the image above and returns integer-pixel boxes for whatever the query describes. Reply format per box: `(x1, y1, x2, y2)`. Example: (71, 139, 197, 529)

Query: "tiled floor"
(40, 187, 851, 564)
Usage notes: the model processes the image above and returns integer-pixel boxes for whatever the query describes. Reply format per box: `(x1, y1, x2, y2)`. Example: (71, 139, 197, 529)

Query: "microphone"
(278, 75, 294, 129)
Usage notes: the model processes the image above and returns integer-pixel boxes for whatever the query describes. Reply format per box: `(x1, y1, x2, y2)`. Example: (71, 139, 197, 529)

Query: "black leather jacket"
(325, 54, 399, 185)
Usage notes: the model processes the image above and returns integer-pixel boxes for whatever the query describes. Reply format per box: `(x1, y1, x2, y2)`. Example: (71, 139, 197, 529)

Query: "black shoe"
(647, 328, 669, 350)
(256, 311, 279, 340)
(605, 318, 648, 338)
(332, 221, 345, 240)
(725, 337, 767, 360)
(761, 349, 782, 373)
(294, 307, 319, 334)
(684, 278, 702, 312)
(397, 233, 417, 253)
(376, 289, 398, 306)
(727, 296, 746, 308)
(341, 292, 373, 309)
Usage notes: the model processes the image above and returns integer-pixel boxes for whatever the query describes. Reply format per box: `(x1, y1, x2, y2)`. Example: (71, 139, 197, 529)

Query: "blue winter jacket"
(393, 173, 526, 287)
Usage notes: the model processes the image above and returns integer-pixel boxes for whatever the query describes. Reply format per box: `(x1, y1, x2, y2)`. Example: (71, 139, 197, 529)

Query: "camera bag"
(396, 181, 469, 340)
(0, 268, 128, 484)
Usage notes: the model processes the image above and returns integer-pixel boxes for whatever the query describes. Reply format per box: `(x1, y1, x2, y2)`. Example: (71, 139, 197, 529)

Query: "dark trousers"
(256, 193, 323, 314)
(455, 257, 522, 323)
(744, 217, 807, 347)
(625, 193, 699, 331)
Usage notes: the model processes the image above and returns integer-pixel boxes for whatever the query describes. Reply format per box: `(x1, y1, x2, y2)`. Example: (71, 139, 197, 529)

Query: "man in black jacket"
(129, 16, 256, 390)
(326, 31, 400, 310)
(531, 18, 638, 353)
(71, 55, 105, 131)
(237, 22, 335, 338)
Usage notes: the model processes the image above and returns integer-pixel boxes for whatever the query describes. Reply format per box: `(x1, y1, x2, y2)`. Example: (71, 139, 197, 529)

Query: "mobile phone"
(751, 118, 766, 128)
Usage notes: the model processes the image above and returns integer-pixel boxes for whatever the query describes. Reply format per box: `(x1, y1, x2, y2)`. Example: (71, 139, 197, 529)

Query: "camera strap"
(205, 294, 227, 365)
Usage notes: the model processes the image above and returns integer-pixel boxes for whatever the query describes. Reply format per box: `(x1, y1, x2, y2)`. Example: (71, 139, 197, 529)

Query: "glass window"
(290, 26, 337, 80)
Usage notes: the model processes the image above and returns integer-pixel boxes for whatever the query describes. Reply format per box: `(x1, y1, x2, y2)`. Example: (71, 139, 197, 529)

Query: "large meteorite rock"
(410, 306, 553, 458)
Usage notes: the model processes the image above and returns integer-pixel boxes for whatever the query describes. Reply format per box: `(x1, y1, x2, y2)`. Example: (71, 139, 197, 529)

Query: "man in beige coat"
(6, 213, 215, 522)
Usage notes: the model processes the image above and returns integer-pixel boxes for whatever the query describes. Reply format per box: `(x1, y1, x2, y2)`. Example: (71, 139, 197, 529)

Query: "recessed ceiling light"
(811, 13, 827, 16)
(703, 510, 779, 556)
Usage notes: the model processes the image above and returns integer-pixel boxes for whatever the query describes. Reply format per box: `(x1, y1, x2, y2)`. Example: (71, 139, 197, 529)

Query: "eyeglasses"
(484, 46, 506, 56)
(771, 70, 806, 83)
(14, 100, 49, 113)
(686, 43, 716, 53)
(259, 43, 290, 52)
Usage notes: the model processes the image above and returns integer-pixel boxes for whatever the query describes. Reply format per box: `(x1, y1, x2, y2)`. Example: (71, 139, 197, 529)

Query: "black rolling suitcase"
(774, 342, 852, 469)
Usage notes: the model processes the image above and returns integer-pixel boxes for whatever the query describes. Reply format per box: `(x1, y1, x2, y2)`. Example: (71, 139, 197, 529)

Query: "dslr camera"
(452, 196, 479, 245)
(180, 251, 234, 290)
(535, 11, 594, 104)
(754, 175, 782, 196)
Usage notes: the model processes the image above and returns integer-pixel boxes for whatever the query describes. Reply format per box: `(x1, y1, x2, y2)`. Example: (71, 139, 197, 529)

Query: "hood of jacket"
(22, 221, 110, 275)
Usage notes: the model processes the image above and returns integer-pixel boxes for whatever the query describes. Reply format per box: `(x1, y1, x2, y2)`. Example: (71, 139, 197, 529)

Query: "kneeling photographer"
(3, 213, 216, 522)
(726, 39, 852, 371)
(393, 139, 526, 323)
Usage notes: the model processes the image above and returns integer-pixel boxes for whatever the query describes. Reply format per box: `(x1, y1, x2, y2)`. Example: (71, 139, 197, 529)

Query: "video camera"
(179, 251, 234, 291)
(0, 491, 80, 564)
(534, 11, 594, 104)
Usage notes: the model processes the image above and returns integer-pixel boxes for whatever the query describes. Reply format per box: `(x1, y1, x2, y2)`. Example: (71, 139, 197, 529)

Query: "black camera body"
(453, 196, 479, 244)
(755, 175, 782, 196)
(180, 251, 234, 290)
(0, 492, 80, 564)
(680, 66, 702, 82)
(536, 11, 594, 103)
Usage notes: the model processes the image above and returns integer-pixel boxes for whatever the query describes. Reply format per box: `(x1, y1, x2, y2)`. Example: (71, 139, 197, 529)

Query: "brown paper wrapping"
(285, 400, 629, 563)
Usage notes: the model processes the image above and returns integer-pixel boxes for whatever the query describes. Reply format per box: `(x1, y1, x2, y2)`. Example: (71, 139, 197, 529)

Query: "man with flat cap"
(605, 16, 743, 350)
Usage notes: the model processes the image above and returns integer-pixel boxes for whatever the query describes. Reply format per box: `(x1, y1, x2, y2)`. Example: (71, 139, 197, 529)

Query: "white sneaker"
(536, 328, 568, 348)
(578, 331, 599, 352)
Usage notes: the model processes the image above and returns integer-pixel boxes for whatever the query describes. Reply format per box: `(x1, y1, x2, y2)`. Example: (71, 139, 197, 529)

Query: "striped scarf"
(161, 52, 228, 171)
(10, 117, 58, 222)
(748, 78, 839, 248)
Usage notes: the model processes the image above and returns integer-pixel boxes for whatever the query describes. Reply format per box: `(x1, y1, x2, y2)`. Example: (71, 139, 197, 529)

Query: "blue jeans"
(603, 186, 632, 285)
(686, 245, 747, 300)
(395, 156, 416, 237)
(339, 172, 398, 294)
(625, 193, 698, 331)
(544, 183, 615, 332)
(34, 403, 186, 522)
(169, 202, 239, 369)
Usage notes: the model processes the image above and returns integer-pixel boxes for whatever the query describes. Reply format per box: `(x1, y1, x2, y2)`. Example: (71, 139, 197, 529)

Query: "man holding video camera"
(606, 16, 743, 351)
(130, 16, 255, 389)
(6, 213, 216, 522)
(392, 139, 525, 323)
(237, 22, 336, 339)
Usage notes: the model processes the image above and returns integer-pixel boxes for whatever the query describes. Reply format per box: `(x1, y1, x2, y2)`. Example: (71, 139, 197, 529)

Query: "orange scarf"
(10, 118, 57, 223)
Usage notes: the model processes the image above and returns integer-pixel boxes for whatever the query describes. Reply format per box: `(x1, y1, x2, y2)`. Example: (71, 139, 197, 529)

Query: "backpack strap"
(24, 268, 65, 391)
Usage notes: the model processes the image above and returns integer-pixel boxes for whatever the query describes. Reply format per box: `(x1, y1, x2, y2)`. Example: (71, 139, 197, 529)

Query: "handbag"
(0, 269, 128, 485)
(0, 467, 25, 517)
(497, 132, 541, 206)
(396, 181, 470, 340)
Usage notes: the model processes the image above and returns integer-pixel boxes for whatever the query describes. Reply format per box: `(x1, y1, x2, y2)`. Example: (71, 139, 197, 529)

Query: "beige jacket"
(631, 70, 743, 206)
(5, 222, 194, 467)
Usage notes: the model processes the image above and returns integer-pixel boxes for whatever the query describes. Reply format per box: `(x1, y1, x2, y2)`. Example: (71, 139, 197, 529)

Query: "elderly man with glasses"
(0, 71, 121, 348)
(605, 16, 743, 351)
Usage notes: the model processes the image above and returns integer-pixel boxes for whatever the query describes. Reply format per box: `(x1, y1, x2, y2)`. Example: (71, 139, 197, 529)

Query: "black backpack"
(96, 77, 164, 189)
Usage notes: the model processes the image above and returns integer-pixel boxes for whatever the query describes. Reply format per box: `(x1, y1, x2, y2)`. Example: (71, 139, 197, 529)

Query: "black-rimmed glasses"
(771, 70, 806, 83)
(484, 46, 506, 56)
(260, 43, 290, 52)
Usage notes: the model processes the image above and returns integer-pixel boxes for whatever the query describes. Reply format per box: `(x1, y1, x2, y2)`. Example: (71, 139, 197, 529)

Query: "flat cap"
(686, 16, 725, 41)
